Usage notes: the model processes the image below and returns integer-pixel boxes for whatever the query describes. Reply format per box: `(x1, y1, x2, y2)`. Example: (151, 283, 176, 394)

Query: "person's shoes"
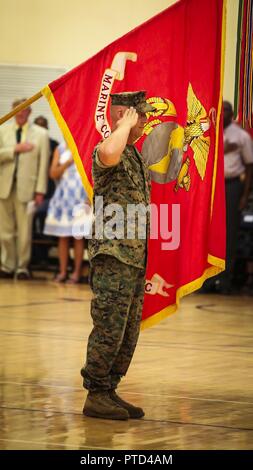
(109, 390, 145, 419)
(66, 276, 80, 284)
(0, 269, 14, 279)
(83, 391, 129, 420)
(16, 270, 31, 281)
(54, 273, 67, 283)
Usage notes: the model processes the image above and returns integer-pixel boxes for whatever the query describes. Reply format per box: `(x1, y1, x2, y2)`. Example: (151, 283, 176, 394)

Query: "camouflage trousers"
(81, 255, 146, 392)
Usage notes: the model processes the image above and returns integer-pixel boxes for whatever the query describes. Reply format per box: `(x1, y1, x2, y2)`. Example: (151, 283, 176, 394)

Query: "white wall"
(0, 0, 239, 103)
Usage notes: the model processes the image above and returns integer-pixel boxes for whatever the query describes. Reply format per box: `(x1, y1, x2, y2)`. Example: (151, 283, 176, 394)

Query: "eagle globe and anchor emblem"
(141, 83, 216, 192)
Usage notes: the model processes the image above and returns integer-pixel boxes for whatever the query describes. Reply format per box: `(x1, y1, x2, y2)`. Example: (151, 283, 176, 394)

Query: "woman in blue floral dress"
(44, 142, 87, 283)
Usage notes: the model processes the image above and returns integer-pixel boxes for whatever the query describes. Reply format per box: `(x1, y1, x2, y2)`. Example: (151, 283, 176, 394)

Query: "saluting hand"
(116, 107, 138, 130)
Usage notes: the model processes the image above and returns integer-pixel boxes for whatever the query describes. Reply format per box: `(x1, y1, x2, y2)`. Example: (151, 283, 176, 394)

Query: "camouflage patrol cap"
(110, 91, 155, 113)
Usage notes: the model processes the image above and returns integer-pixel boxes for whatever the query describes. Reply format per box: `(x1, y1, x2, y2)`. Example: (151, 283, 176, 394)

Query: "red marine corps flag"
(41, 0, 226, 328)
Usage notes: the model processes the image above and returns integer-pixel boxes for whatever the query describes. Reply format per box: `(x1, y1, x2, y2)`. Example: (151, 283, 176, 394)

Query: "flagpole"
(0, 91, 43, 125)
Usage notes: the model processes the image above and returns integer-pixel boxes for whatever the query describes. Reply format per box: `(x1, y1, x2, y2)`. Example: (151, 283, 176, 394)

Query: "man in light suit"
(0, 99, 50, 280)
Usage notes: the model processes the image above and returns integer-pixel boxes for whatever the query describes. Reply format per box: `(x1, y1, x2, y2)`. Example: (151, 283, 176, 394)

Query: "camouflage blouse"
(88, 144, 151, 269)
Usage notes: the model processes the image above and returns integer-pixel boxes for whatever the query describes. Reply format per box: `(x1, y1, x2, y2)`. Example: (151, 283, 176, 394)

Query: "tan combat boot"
(83, 391, 129, 420)
(109, 390, 145, 419)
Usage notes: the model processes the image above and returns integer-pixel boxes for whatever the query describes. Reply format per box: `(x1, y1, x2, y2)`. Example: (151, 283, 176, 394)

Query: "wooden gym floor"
(0, 279, 253, 450)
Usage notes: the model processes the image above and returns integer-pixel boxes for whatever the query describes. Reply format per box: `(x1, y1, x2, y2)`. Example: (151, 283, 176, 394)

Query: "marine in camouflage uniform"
(81, 91, 155, 420)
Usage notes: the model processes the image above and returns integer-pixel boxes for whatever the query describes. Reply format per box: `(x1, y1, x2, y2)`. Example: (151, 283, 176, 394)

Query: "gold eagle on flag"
(141, 84, 213, 191)
(185, 84, 211, 176)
